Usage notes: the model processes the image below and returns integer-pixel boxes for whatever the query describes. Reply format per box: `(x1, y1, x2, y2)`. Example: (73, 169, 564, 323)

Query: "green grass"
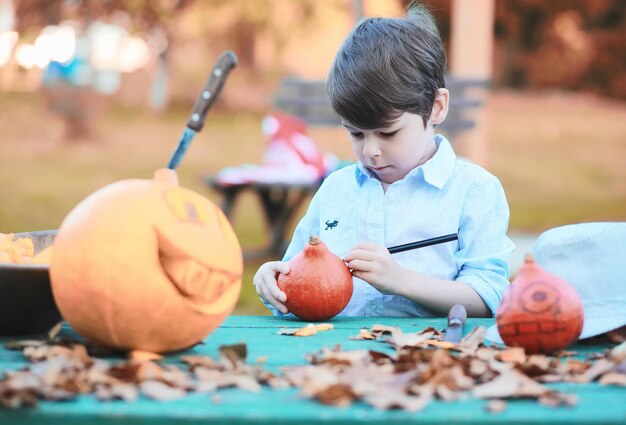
(1, 90, 625, 314)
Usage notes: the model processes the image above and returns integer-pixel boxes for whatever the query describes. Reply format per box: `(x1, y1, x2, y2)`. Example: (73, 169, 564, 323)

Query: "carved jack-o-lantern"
(50, 169, 242, 353)
(496, 254, 583, 354)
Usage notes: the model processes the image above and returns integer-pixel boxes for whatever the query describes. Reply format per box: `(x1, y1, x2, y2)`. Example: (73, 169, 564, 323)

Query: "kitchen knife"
(167, 50, 238, 170)
(443, 304, 467, 343)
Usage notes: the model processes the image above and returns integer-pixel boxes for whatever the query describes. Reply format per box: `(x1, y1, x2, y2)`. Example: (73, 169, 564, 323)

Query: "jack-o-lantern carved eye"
(521, 280, 560, 314)
(163, 188, 214, 225)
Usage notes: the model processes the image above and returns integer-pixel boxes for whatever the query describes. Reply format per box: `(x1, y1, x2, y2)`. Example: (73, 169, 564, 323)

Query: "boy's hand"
(253, 261, 290, 314)
(344, 242, 404, 294)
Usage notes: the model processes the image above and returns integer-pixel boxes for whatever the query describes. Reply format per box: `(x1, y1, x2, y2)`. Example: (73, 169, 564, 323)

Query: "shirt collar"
(354, 134, 456, 189)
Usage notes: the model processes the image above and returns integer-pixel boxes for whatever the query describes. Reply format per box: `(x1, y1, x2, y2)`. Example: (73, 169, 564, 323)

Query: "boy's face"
(343, 112, 437, 187)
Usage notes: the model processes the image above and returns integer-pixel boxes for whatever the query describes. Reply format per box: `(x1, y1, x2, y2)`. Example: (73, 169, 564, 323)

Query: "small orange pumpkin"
(496, 254, 583, 354)
(277, 236, 352, 321)
(50, 169, 242, 353)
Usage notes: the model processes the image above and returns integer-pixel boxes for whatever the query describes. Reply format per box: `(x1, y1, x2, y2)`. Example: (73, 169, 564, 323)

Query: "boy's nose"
(362, 138, 382, 157)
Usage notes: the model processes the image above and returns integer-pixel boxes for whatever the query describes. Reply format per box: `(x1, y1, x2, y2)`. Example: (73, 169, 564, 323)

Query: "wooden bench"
(206, 75, 488, 259)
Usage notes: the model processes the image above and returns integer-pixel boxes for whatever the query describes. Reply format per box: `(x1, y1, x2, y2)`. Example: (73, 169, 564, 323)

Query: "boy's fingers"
(344, 249, 376, 263)
(351, 270, 368, 281)
(268, 284, 287, 303)
(267, 261, 289, 272)
(266, 294, 288, 314)
(346, 259, 370, 272)
(255, 281, 288, 313)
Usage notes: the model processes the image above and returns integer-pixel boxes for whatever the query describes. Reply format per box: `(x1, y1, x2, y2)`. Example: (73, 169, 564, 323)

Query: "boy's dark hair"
(327, 4, 446, 129)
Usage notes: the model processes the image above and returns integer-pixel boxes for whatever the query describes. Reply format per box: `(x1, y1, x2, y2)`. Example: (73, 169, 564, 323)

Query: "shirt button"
(367, 303, 379, 315)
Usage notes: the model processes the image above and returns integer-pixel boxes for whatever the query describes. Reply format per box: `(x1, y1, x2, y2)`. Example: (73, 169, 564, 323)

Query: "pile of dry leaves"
(1, 323, 624, 412)
(0, 339, 287, 409)
(282, 324, 626, 412)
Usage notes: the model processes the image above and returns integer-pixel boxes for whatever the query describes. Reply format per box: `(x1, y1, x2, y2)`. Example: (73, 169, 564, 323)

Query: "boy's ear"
(429, 88, 449, 126)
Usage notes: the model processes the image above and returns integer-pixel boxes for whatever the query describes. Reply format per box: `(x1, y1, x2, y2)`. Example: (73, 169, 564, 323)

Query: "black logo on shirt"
(325, 220, 339, 230)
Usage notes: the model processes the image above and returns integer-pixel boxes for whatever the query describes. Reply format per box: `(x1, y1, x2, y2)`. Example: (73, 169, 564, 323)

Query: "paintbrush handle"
(387, 233, 458, 254)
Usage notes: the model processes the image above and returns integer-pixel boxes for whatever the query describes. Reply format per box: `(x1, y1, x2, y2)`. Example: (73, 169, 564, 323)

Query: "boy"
(253, 4, 514, 318)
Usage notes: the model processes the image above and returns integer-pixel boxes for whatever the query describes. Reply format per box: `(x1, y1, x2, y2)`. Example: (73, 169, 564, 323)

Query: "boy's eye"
(349, 131, 364, 138)
(380, 130, 399, 138)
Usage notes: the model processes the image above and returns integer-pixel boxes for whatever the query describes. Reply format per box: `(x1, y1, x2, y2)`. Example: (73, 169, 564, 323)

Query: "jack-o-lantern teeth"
(521, 281, 560, 314)
(160, 255, 241, 316)
(161, 255, 240, 303)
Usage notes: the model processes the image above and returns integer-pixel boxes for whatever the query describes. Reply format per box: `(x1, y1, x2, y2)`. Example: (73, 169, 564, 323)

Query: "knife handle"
(186, 51, 238, 132)
(448, 304, 467, 327)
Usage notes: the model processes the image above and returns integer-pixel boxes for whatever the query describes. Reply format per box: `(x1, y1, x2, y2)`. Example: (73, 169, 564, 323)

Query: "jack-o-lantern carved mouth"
(156, 231, 241, 316)
(498, 319, 569, 339)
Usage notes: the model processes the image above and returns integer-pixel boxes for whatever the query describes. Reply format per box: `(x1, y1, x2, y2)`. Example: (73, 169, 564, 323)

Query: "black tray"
(0, 230, 62, 336)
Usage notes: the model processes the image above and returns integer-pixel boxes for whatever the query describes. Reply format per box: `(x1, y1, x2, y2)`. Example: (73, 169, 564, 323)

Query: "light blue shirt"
(266, 135, 514, 317)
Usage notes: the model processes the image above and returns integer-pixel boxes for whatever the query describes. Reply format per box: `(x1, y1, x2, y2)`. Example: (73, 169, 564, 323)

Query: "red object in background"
(262, 111, 327, 178)
(277, 236, 352, 321)
(215, 111, 330, 186)
(496, 254, 584, 354)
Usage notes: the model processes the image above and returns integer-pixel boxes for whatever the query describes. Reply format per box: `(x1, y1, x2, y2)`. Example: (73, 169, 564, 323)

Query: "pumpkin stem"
(308, 235, 321, 245)
(153, 168, 179, 185)
(523, 253, 535, 263)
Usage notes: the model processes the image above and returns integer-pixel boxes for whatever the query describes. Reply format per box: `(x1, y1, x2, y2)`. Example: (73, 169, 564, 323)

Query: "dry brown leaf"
(598, 372, 626, 386)
(140, 380, 186, 401)
(312, 324, 334, 331)
(611, 341, 626, 362)
(498, 347, 526, 364)
(364, 391, 430, 411)
(388, 328, 436, 348)
(472, 370, 549, 399)
(94, 383, 139, 402)
(469, 358, 489, 377)
(219, 343, 247, 368)
(278, 323, 334, 337)
(459, 326, 487, 353)
(180, 355, 218, 370)
(423, 340, 457, 349)
(370, 324, 399, 336)
(161, 365, 194, 390)
(129, 350, 163, 362)
(47, 323, 63, 340)
(283, 365, 339, 395)
(485, 399, 507, 413)
(572, 359, 615, 383)
(310, 348, 373, 367)
(612, 360, 626, 374)
(294, 327, 318, 337)
(315, 383, 356, 407)
(350, 329, 376, 340)
(3, 339, 46, 351)
(538, 391, 579, 408)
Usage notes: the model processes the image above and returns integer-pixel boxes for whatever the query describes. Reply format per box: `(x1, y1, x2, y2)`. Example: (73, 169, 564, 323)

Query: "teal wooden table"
(1, 316, 625, 424)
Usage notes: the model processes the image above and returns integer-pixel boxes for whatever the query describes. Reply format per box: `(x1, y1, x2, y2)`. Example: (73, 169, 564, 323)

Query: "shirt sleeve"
(454, 176, 515, 316)
(260, 186, 323, 316)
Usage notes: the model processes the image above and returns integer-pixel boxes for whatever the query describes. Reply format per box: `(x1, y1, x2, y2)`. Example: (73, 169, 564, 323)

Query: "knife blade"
(167, 50, 238, 170)
(443, 304, 467, 343)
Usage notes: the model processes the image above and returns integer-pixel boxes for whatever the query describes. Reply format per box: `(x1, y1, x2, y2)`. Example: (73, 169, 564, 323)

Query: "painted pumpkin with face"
(496, 254, 583, 354)
(50, 169, 242, 353)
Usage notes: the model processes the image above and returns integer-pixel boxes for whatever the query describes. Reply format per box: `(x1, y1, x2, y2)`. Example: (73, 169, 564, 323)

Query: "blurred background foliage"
(12, 0, 626, 104)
